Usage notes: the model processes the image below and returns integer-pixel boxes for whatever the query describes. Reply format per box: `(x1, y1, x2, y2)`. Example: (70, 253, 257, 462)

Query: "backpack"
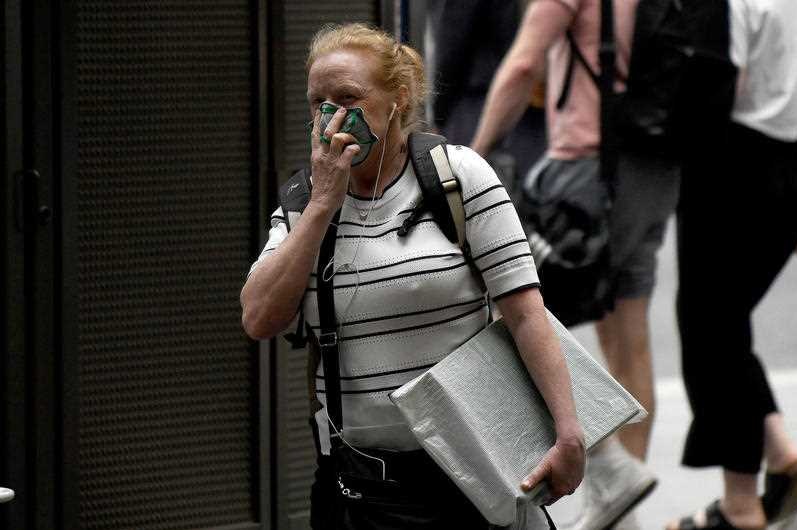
(278, 132, 466, 257)
(559, 0, 737, 158)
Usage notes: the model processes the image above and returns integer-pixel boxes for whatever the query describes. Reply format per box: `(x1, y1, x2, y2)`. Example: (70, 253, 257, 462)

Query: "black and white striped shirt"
(250, 145, 540, 450)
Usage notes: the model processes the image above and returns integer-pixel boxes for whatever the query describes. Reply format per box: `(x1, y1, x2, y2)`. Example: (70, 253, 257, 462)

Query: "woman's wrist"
(304, 198, 339, 224)
(555, 420, 585, 449)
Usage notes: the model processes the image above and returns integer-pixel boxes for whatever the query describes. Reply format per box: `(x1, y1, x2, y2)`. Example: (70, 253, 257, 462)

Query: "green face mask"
(317, 102, 379, 166)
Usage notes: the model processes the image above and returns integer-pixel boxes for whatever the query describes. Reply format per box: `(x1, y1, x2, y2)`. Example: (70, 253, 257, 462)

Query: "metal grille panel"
(75, 2, 257, 528)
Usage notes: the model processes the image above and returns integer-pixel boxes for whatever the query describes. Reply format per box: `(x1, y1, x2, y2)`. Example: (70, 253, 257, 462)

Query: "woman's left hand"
(520, 432, 585, 505)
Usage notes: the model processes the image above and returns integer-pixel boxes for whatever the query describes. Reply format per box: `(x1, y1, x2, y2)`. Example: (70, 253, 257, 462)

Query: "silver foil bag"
(390, 310, 645, 526)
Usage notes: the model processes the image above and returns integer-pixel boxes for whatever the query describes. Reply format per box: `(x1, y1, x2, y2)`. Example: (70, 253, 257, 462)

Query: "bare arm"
(241, 107, 359, 340)
(241, 203, 335, 340)
(496, 287, 585, 504)
(470, 0, 573, 156)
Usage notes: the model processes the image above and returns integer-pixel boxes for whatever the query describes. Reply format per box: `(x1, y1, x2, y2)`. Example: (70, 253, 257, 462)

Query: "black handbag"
(516, 158, 614, 328)
(310, 445, 491, 530)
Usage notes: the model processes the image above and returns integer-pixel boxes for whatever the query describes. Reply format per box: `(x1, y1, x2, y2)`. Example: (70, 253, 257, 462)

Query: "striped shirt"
(250, 145, 540, 450)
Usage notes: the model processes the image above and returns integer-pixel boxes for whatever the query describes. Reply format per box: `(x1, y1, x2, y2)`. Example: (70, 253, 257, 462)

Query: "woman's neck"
(349, 135, 407, 198)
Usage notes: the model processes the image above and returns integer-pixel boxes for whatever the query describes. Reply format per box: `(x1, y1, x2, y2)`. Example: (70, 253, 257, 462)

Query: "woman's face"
(307, 48, 397, 154)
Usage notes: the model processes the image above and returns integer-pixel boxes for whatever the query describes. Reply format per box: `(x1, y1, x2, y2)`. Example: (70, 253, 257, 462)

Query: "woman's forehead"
(308, 49, 380, 90)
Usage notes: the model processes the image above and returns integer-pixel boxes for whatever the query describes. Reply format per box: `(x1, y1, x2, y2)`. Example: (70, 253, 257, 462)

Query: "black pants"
(310, 447, 492, 530)
(677, 122, 797, 473)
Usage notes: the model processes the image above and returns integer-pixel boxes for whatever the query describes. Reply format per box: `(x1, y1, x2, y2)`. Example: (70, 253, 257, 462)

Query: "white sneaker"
(568, 440, 656, 530)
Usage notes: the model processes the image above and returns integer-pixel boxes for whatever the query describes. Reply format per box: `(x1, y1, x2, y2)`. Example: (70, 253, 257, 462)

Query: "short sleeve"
(729, 0, 750, 68)
(247, 207, 289, 278)
(448, 145, 540, 300)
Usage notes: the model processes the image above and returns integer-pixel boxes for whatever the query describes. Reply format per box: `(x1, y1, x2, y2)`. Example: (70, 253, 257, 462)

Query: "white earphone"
(388, 101, 397, 121)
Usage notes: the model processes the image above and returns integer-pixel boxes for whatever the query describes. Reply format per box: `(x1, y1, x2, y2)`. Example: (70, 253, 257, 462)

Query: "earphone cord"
(322, 106, 394, 326)
(324, 407, 387, 480)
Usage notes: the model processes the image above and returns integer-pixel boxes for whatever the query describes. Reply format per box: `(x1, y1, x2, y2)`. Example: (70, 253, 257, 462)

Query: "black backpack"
(560, 0, 738, 158)
(535, 0, 737, 327)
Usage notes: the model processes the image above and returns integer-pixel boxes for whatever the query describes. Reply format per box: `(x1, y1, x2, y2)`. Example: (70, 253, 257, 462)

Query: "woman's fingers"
(521, 458, 549, 493)
(310, 109, 322, 150)
(520, 441, 584, 507)
(321, 106, 348, 146)
(328, 132, 357, 157)
(339, 144, 361, 166)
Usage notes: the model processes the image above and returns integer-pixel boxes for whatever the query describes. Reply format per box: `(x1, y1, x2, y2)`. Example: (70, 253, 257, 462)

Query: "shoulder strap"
(597, 0, 618, 186)
(316, 209, 344, 450)
(557, 31, 600, 110)
(407, 132, 467, 252)
(278, 167, 312, 231)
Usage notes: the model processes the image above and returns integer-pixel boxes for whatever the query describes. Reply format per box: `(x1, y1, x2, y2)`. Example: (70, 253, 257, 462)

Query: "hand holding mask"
(318, 102, 379, 166)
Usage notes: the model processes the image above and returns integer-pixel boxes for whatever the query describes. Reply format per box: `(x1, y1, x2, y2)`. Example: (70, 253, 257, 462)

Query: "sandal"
(674, 500, 746, 530)
(762, 463, 797, 522)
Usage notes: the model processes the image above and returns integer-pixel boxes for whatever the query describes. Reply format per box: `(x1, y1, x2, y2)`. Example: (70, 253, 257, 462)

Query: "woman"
(240, 23, 584, 529)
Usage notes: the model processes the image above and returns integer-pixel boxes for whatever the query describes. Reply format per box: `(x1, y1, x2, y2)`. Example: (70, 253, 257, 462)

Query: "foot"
(665, 499, 765, 530)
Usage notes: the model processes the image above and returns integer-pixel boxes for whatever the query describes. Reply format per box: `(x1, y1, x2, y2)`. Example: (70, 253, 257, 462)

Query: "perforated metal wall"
(274, 4, 380, 529)
(74, 1, 258, 528)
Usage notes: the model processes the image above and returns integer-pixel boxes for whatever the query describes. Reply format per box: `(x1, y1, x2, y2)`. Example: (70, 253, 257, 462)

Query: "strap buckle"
(319, 331, 338, 347)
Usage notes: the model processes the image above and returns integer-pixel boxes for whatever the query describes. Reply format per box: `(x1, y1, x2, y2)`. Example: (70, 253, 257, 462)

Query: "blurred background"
(2, 1, 795, 529)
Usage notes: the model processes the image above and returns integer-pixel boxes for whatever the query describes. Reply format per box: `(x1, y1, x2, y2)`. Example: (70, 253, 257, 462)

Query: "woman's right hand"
(309, 106, 361, 215)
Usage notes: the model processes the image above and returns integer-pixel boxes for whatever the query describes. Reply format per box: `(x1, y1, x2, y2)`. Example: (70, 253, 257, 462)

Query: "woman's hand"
(309, 106, 361, 215)
(521, 430, 585, 505)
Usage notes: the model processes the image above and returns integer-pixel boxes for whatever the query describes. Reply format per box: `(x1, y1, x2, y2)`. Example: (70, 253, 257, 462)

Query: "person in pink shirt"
(472, 1, 679, 528)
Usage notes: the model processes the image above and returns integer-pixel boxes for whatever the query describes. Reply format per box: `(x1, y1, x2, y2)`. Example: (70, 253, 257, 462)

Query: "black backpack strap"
(278, 167, 312, 231)
(557, 31, 600, 110)
(597, 0, 618, 187)
(283, 310, 309, 350)
(279, 168, 312, 349)
(317, 209, 344, 451)
(407, 132, 466, 251)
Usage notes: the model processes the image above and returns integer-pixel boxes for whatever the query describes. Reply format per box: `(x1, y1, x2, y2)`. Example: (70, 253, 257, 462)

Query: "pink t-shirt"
(544, 0, 638, 159)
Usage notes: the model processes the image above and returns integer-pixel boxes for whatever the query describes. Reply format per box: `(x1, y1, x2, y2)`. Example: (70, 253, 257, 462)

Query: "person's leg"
(765, 413, 797, 473)
(595, 297, 654, 461)
(574, 153, 677, 530)
(595, 151, 678, 460)
(678, 123, 796, 473)
(672, 123, 797, 527)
